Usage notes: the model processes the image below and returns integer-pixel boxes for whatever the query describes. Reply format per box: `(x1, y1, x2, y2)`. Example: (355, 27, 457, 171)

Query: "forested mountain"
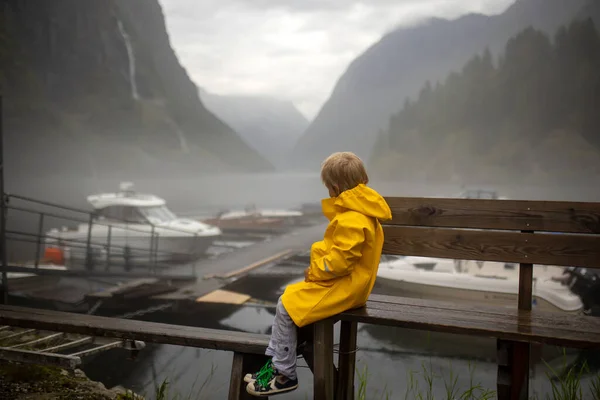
(290, 0, 590, 172)
(369, 17, 600, 184)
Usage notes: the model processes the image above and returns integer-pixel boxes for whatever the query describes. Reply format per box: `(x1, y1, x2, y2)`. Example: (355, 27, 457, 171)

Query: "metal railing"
(3, 193, 214, 273)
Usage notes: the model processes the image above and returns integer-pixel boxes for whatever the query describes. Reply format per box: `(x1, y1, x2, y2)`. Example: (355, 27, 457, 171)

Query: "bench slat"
(382, 226, 600, 268)
(0, 305, 269, 354)
(340, 299, 600, 349)
(384, 197, 600, 233)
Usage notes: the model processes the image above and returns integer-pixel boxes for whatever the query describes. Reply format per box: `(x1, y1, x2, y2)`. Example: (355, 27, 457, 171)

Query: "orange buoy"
(44, 247, 65, 266)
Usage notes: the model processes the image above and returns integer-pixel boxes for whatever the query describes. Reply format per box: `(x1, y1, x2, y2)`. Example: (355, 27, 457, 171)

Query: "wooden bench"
(310, 196, 600, 400)
(0, 305, 273, 399)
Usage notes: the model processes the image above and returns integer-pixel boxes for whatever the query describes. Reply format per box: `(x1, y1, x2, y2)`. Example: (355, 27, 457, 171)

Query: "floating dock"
(82, 222, 326, 309)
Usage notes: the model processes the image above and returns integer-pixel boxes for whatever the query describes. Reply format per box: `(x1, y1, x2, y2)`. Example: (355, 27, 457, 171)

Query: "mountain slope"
(1, 0, 272, 180)
(291, 0, 588, 171)
(369, 18, 600, 185)
(199, 88, 309, 169)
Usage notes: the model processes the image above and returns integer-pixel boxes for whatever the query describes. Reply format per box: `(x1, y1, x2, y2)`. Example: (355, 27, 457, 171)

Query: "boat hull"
(374, 275, 581, 314)
(46, 232, 218, 266)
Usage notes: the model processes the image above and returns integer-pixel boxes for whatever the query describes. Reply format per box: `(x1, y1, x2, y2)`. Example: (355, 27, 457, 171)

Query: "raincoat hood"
(321, 184, 392, 221)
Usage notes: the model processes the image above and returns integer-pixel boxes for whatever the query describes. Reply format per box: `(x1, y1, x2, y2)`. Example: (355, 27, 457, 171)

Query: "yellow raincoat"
(281, 184, 392, 327)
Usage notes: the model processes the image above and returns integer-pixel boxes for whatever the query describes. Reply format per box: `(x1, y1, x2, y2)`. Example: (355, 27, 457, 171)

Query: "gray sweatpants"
(265, 296, 298, 380)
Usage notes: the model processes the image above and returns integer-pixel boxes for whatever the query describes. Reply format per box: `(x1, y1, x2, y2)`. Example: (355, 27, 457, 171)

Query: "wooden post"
(228, 352, 270, 400)
(313, 319, 334, 400)
(298, 325, 315, 373)
(298, 324, 339, 395)
(34, 213, 45, 269)
(497, 230, 533, 400)
(336, 320, 357, 400)
(105, 226, 112, 271)
(85, 214, 94, 270)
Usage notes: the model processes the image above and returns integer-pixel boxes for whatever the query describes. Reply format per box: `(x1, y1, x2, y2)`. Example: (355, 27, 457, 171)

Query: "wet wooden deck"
(87, 222, 326, 305)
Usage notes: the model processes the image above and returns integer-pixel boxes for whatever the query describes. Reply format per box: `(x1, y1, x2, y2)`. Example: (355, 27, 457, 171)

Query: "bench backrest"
(380, 197, 600, 268)
(379, 196, 600, 312)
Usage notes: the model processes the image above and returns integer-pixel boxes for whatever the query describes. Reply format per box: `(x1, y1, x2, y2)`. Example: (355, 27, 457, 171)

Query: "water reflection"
(220, 306, 275, 334)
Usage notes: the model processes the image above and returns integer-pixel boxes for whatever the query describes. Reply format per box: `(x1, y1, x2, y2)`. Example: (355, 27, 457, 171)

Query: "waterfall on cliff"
(117, 20, 140, 101)
(169, 119, 190, 154)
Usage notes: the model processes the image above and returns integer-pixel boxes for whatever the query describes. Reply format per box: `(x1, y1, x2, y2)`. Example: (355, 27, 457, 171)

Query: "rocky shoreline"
(0, 361, 143, 400)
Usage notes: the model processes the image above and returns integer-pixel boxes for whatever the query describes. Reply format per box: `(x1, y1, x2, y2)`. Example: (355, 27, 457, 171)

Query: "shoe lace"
(255, 360, 275, 389)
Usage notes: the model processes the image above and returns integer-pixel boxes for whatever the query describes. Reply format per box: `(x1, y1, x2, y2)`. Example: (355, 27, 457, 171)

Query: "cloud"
(159, 0, 514, 119)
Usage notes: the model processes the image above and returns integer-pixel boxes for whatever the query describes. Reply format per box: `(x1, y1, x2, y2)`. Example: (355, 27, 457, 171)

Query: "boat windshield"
(138, 206, 177, 225)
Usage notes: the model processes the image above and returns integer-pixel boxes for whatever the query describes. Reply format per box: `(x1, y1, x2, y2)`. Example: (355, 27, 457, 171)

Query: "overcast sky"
(159, 0, 514, 119)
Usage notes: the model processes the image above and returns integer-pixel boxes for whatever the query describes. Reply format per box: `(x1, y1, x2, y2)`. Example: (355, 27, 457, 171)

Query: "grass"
(118, 361, 219, 400)
(354, 352, 600, 400)
(99, 345, 600, 400)
(356, 359, 495, 400)
(528, 350, 600, 400)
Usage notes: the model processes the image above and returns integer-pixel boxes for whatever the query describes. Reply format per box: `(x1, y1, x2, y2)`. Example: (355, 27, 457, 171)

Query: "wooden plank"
(366, 295, 597, 336)
(69, 340, 123, 358)
(367, 294, 517, 316)
(336, 321, 357, 400)
(363, 299, 597, 333)
(218, 249, 294, 279)
(313, 320, 334, 400)
(5, 265, 196, 281)
(44, 336, 93, 353)
(0, 347, 81, 369)
(11, 332, 65, 348)
(382, 226, 600, 268)
(384, 197, 600, 233)
(340, 300, 600, 349)
(0, 305, 269, 354)
(196, 289, 251, 305)
(0, 328, 36, 340)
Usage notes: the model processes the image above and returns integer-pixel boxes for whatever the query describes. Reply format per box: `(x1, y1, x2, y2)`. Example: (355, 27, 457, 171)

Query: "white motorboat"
(202, 204, 304, 234)
(216, 204, 303, 224)
(376, 255, 583, 314)
(455, 187, 509, 200)
(44, 182, 222, 265)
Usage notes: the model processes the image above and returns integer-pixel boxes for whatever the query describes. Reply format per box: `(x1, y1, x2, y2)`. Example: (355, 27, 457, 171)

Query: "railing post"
(105, 226, 112, 271)
(149, 226, 155, 271)
(498, 230, 533, 400)
(0, 96, 8, 305)
(85, 214, 94, 271)
(34, 213, 45, 269)
(153, 233, 159, 275)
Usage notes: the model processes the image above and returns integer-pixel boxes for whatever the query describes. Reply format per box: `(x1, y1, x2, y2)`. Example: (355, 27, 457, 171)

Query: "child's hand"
(304, 267, 312, 282)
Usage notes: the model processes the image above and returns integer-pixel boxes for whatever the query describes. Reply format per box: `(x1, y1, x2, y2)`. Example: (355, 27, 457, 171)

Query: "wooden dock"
(85, 222, 326, 307)
(173, 222, 325, 277)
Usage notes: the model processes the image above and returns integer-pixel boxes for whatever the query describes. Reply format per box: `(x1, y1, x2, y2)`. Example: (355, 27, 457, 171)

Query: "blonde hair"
(321, 152, 369, 196)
